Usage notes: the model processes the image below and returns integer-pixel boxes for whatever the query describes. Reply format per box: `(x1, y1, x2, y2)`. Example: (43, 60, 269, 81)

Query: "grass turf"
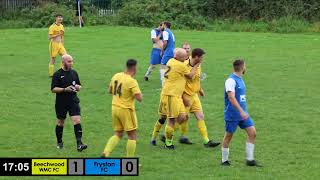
(0, 26, 319, 179)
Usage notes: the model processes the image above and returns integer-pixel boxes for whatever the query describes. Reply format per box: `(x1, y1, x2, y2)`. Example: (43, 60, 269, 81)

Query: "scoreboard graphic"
(0, 158, 138, 176)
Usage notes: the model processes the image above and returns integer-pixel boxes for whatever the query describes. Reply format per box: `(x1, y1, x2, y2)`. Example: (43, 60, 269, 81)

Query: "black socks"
(74, 124, 83, 145)
(55, 125, 64, 143)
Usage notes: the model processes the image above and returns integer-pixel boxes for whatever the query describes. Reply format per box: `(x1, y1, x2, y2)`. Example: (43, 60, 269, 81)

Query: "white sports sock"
(160, 68, 165, 87)
(221, 147, 229, 162)
(144, 66, 153, 77)
(246, 142, 254, 161)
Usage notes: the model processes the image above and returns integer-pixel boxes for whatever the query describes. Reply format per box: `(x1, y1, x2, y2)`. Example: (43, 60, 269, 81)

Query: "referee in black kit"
(51, 54, 87, 152)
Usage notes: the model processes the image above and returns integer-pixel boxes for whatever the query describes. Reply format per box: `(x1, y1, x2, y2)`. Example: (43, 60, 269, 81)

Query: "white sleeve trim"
(163, 31, 169, 40)
(151, 30, 157, 39)
(225, 78, 236, 92)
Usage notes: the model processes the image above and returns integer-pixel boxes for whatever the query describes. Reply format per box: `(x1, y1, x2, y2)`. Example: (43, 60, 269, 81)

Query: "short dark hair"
(126, 59, 137, 69)
(191, 48, 205, 58)
(233, 59, 245, 72)
(55, 14, 63, 17)
(163, 21, 171, 28)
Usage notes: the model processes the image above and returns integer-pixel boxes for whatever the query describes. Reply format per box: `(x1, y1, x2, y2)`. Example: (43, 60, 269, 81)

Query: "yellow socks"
(48, 64, 55, 77)
(174, 122, 180, 131)
(103, 135, 120, 157)
(103, 136, 136, 157)
(165, 124, 174, 146)
(179, 120, 188, 137)
(126, 139, 136, 157)
(151, 121, 163, 140)
(197, 120, 209, 144)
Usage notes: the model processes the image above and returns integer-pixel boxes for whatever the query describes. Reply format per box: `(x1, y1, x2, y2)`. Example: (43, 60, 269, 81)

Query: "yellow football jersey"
(161, 58, 189, 97)
(184, 59, 201, 96)
(48, 23, 64, 40)
(110, 72, 141, 110)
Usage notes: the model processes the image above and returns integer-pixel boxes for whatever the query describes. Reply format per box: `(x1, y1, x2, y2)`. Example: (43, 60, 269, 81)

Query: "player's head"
(55, 14, 63, 24)
(159, 22, 164, 30)
(62, 54, 73, 70)
(163, 21, 171, 29)
(182, 42, 191, 55)
(174, 48, 188, 62)
(191, 48, 205, 63)
(233, 59, 246, 74)
(126, 59, 138, 76)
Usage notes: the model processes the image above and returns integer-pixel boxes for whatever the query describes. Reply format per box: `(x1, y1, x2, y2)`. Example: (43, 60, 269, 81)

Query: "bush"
(21, 3, 73, 28)
(268, 16, 310, 33)
(199, 0, 320, 22)
(0, 0, 318, 33)
(116, 0, 208, 30)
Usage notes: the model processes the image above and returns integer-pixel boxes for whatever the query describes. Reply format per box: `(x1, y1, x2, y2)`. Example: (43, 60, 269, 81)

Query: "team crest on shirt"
(240, 95, 246, 102)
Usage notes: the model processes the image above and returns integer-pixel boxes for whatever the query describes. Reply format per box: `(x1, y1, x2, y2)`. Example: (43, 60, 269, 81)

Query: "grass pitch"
(0, 26, 319, 179)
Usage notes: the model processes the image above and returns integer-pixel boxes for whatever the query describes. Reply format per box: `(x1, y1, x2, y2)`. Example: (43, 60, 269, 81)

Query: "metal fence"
(89, 0, 121, 16)
(0, 0, 49, 10)
(0, 0, 121, 16)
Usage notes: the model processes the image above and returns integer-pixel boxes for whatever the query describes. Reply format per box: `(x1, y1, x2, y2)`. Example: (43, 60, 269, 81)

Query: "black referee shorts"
(55, 101, 81, 120)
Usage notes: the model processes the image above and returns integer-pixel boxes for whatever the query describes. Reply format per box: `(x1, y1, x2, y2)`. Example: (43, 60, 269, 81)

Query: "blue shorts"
(225, 117, 254, 134)
(150, 48, 162, 65)
(161, 55, 173, 65)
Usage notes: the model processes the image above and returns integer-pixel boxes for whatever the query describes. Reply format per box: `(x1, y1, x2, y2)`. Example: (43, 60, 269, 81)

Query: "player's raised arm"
(185, 63, 200, 79)
(185, 48, 205, 79)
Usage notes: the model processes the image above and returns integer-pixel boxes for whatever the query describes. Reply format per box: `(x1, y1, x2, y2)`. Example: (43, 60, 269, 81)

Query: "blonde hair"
(182, 42, 190, 47)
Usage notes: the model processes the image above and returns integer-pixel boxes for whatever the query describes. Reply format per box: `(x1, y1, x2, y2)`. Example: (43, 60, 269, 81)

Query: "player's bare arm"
(185, 62, 201, 79)
(134, 93, 143, 102)
(163, 40, 168, 50)
(108, 85, 113, 94)
(61, 32, 64, 45)
(49, 33, 63, 43)
(52, 85, 75, 93)
(74, 84, 81, 91)
(199, 87, 205, 97)
(227, 91, 249, 120)
(152, 37, 163, 50)
(48, 33, 61, 40)
(182, 93, 190, 106)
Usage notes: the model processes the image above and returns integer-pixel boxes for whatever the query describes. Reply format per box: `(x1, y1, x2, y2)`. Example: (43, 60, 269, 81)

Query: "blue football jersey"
(163, 28, 175, 57)
(224, 73, 247, 121)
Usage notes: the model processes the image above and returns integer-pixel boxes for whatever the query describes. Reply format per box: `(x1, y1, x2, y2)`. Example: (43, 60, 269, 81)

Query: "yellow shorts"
(158, 95, 185, 118)
(183, 93, 203, 114)
(49, 41, 66, 58)
(112, 106, 138, 132)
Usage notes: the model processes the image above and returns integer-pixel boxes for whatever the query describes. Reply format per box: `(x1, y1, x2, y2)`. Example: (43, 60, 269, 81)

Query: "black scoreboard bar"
(0, 158, 139, 176)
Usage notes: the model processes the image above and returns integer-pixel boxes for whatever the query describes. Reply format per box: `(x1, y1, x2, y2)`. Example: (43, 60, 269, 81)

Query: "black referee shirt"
(51, 68, 81, 103)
